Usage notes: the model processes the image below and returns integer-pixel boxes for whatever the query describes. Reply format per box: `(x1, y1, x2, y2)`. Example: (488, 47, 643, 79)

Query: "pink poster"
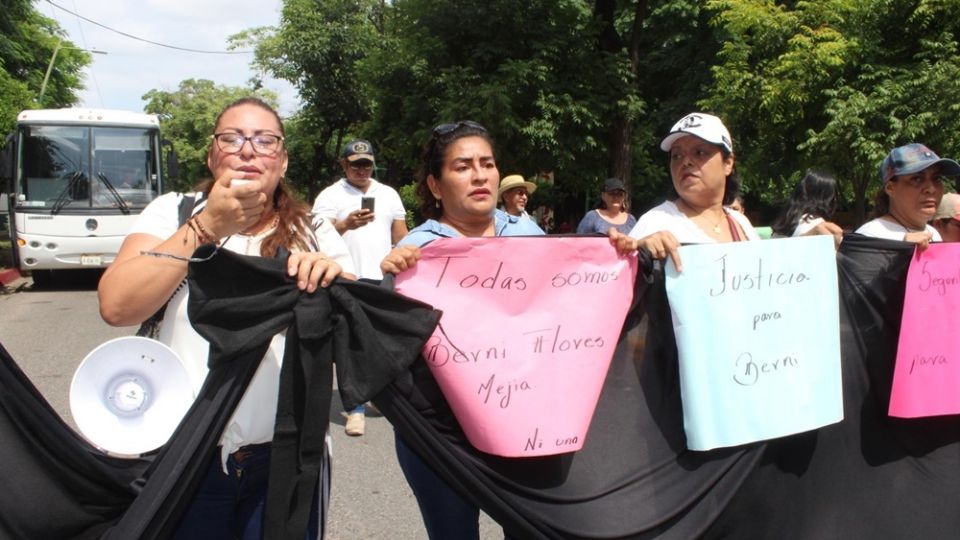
(394, 236, 637, 457)
(889, 243, 960, 418)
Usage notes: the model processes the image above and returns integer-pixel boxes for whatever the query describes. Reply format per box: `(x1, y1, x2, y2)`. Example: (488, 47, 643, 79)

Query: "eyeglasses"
(940, 218, 960, 228)
(605, 190, 627, 196)
(348, 161, 374, 171)
(431, 120, 487, 137)
(212, 132, 284, 156)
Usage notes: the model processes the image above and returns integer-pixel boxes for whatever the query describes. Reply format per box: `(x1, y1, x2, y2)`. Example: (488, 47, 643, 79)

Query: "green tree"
(232, 0, 385, 199)
(142, 79, 277, 191)
(0, 0, 91, 133)
(703, 0, 960, 222)
(239, 0, 729, 221)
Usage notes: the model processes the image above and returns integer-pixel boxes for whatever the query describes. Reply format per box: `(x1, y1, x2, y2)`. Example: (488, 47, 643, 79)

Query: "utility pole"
(38, 37, 107, 103)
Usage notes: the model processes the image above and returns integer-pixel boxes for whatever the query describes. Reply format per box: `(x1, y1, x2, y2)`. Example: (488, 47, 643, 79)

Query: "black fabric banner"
(0, 247, 440, 540)
(373, 234, 960, 539)
(2, 237, 959, 538)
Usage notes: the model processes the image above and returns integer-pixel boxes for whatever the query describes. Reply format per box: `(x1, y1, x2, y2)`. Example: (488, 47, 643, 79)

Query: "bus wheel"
(30, 270, 54, 288)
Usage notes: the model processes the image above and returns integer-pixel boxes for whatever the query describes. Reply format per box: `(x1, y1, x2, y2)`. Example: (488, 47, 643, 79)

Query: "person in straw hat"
(497, 174, 540, 223)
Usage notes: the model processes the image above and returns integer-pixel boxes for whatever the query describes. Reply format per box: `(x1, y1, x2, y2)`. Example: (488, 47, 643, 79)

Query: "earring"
(435, 200, 441, 208)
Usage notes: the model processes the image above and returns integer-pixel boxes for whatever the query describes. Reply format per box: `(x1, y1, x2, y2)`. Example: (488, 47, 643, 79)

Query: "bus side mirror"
(162, 139, 180, 180)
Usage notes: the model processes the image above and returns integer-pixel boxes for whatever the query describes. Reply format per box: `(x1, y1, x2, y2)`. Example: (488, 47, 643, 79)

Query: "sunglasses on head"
(431, 120, 487, 137)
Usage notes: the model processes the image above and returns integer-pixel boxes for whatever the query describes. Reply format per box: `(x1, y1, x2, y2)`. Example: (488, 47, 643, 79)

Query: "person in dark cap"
(312, 139, 409, 435)
(855, 143, 960, 246)
(575, 177, 637, 235)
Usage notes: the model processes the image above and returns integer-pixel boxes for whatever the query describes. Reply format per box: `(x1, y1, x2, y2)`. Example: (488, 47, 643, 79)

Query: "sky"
(41, 0, 300, 116)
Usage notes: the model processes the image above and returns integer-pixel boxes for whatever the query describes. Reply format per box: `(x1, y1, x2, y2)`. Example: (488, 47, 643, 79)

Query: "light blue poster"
(664, 235, 843, 451)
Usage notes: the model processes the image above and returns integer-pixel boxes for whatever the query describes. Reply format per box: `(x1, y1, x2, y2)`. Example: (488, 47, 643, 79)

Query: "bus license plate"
(80, 254, 102, 266)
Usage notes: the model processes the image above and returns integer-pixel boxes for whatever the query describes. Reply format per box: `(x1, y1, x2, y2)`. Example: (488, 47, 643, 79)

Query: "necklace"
(678, 200, 725, 234)
(241, 215, 280, 236)
(885, 214, 924, 233)
(239, 215, 280, 255)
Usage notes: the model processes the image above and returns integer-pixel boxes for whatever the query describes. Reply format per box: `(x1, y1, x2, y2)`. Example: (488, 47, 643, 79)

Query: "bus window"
(20, 126, 89, 207)
(92, 127, 159, 208)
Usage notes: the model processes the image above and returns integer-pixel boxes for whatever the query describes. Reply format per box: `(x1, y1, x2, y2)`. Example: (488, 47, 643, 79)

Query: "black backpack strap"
(136, 194, 198, 338)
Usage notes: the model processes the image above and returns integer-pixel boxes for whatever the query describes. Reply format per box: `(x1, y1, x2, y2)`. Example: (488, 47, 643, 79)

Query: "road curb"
(0, 268, 21, 286)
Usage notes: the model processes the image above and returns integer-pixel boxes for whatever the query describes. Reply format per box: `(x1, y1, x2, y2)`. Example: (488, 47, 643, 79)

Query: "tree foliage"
(0, 0, 91, 133)
(231, 0, 385, 198)
(142, 79, 277, 191)
(704, 0, 960, 221)
(225, 0, 960, 226)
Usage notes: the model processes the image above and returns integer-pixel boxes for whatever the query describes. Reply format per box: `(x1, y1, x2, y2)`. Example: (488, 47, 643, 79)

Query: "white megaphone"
(70, 336, 194, 456)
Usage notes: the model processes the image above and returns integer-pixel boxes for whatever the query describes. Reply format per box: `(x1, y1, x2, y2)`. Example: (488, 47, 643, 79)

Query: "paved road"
(0, 272, 500, 539)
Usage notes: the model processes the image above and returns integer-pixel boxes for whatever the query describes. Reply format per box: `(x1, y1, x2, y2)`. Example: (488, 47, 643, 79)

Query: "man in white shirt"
(312, 139, 408, 435)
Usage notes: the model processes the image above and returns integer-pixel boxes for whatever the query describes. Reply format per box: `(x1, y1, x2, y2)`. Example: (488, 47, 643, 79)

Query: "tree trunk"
(609, 116, 633, 182)
(595, 0, 648, 186)
(853, 177, 868, 225)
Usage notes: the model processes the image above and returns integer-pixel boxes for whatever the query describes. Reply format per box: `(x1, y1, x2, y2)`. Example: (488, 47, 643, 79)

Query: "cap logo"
(352, 142, 370, 153)
(678, 114, 703, 130)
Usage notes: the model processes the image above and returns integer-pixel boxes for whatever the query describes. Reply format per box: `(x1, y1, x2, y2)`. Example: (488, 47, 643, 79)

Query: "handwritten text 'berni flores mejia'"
(428, 256, 621, 290)
(423, 325, 605, 369)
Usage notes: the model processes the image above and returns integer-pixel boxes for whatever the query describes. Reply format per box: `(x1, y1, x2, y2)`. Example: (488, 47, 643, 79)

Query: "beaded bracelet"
(188, 215, 219, 245)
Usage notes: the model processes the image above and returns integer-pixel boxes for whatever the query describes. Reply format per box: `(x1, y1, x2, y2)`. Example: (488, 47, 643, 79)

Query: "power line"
(45, 0, 255, 55)
(68, 0, 105, 107)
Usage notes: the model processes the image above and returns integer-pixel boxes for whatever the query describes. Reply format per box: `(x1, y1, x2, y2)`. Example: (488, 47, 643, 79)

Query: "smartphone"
(361, 196, 376, 212)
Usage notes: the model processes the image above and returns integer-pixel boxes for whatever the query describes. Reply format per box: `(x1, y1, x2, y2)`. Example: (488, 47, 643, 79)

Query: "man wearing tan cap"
(932, 192, 960, 242)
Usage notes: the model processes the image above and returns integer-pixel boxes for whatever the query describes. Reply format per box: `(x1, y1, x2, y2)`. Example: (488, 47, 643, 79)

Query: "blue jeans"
(172, 443, 320, 540)
(348, 403, 366, 415)
(395, 434, 480, 540)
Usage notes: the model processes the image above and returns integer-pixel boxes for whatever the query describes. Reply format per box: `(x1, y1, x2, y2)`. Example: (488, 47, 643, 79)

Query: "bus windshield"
(17, 124, 160, 212)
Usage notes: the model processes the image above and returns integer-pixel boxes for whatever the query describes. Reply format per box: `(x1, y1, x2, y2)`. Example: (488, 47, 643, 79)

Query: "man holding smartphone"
(311, 139, 408, 435)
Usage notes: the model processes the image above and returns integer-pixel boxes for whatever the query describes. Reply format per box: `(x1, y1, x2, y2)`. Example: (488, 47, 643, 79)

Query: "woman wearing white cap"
(610, 112, 759, 269)
(855, 143, 960, 247)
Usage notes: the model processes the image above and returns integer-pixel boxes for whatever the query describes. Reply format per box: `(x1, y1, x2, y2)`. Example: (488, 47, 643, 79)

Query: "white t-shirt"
(628, 200, 760, 243)
(855, 217, 942, 242)
(129, 192, 355, 465)
(312, 178, 406, 279)
(793, 215, 825, 237)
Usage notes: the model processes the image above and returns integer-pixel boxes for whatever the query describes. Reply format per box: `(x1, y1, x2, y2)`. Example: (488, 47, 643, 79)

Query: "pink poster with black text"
(889, 243, 960, 418)
(394, 236, 637, 457)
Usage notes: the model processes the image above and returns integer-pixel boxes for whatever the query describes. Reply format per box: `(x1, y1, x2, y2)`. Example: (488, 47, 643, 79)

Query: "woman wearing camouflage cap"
(856, 143, 960, 247)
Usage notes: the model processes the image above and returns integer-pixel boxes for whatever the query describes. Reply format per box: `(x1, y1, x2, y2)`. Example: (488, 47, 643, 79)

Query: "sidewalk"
(0, 267, 19, 286)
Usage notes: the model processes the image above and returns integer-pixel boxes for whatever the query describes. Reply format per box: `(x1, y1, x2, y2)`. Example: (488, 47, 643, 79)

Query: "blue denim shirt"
(399, 210, 545, 248)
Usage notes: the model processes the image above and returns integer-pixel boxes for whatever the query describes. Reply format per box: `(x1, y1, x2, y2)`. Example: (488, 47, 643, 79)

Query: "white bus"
(0, 108, 177, 285)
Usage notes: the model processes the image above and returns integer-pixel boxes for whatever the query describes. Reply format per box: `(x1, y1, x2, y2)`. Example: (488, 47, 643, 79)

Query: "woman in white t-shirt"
(770, 169, 844, 247)
(610, 112, 758, 269)
(98, 97, 355, 539)
(855, 143, 960, 246)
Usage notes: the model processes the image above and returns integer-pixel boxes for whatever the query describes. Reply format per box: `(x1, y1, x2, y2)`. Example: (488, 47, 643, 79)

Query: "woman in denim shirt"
(381, 121, 541, 539)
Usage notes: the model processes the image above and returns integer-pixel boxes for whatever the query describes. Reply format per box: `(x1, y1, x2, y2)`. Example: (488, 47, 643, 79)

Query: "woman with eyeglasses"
(855, 143, 960, 247)
(380, 120, 542, 539)
(99, 97, 355, 539)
